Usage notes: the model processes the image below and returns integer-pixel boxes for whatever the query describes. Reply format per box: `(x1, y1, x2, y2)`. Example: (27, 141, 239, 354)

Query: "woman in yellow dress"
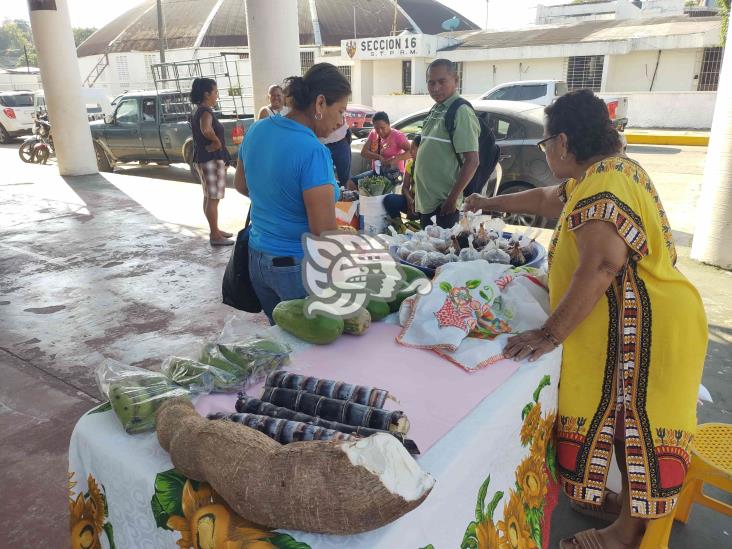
(465, 89, 707, 548)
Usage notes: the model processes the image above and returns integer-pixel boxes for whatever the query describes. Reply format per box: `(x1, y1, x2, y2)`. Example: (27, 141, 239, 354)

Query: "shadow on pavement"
(626, 145, 682, 155)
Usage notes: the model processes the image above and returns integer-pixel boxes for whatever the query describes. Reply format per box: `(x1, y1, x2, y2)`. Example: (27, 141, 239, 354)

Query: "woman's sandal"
(560, 528, 607, 549)
(560, 528, 640, 549)
(569, 490, 622, 522)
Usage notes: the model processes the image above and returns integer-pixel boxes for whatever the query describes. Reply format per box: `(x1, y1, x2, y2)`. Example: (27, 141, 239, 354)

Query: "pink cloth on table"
(366, 129, 410, 173)
(195, 323, 520, 454)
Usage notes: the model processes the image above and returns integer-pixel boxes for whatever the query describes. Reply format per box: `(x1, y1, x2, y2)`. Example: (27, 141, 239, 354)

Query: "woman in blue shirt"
(234, 63, 351, 321)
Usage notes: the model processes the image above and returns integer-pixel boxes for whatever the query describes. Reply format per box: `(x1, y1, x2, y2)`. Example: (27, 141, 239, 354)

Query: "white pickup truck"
(479, 80, 629, 132)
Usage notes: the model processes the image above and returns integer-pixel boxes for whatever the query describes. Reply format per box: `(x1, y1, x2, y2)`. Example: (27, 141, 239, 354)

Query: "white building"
(343, 13, 723, 129)
(75, 0, 724, 129)
(74, 0, 477, 111)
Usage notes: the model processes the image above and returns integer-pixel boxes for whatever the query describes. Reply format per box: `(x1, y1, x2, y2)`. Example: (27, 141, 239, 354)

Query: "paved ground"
(1, 142, 729, 547)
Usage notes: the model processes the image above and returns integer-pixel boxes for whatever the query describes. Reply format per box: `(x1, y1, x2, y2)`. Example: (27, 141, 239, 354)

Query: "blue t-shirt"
(240, 116, 339, 258)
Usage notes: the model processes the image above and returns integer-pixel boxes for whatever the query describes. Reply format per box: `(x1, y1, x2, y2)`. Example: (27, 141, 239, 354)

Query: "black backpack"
(443, 98, 501, 197)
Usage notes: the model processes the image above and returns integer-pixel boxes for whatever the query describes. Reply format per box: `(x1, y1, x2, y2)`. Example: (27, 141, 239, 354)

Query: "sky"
(1, 0, 569, 31)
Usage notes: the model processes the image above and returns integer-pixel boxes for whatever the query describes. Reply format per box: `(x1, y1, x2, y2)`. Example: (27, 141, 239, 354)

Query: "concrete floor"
(1, 142, 730, 547)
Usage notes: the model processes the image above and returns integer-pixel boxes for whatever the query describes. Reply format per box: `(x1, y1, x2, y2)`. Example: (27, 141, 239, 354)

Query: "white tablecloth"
(69, 327, 561, 549)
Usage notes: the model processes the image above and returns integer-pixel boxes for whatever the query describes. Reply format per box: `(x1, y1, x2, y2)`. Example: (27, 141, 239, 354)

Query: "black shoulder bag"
(222, 210, 262, 313)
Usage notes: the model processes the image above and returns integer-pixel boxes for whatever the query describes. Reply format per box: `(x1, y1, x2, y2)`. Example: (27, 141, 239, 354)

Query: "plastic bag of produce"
(199, 337, 292, 388)
(95, 358, 190, 435)
(161, 356, 240, 393)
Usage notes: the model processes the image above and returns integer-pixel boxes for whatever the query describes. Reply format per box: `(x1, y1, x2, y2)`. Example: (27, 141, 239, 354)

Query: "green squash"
(273, 299, 344, 345)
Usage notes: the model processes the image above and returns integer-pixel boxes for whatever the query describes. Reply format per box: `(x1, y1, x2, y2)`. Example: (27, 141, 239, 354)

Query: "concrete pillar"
(27, 0, 97, 176)
(411, 57, 430, 95)
(245, 0, 301, 113)
(691, 31, 732, 270)
(601, 54, 612, 92)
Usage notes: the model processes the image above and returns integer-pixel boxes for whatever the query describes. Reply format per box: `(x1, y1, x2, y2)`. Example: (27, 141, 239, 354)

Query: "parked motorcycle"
(19, 114, 54, 164)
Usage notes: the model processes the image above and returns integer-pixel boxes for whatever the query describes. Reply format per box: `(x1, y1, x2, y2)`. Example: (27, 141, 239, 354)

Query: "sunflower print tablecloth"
(69, 342, 560, 549)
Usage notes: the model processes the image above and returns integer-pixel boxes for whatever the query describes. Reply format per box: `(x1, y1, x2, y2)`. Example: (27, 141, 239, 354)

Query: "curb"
(625, 132, 709, 146)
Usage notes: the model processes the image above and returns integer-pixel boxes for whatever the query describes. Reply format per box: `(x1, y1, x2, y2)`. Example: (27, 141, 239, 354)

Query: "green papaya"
(366, 299, 390, 321)
(388, 265, 428, 312)
(343, 308, 371, 336)
(272, 299, 344, 345)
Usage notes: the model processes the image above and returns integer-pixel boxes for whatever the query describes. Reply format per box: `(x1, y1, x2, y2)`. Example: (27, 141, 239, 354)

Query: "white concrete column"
(27, 0, 97, 176)
(601, 54, 612, 92)
(245, 0, 301, 113)
(691, 31, 732, 269)
(411, 58, 430, 95)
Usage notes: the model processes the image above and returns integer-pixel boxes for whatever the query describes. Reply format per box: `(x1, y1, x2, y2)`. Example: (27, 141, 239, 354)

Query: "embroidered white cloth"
(397, 261, 550, 371)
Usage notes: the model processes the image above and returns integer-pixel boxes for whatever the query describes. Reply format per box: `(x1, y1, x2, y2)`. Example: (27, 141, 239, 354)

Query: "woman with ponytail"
(233, 63, 351, 321)
(190, 77, 233, 246)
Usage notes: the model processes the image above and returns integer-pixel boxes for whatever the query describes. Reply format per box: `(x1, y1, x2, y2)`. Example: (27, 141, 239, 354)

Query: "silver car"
(350, 100, 562, 227)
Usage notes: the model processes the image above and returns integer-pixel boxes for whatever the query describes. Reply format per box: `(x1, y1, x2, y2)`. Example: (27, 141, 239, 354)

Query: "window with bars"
(697, 47, 723, 91)
(300, 51, 315, 76)
(116, 55, 129, 86)
(337, 65, 352, 84)
(144, 54, 158, 81)
(402, 60, 412, 94)
(566, 55, 604, 91)
(455, 62, 464, 94)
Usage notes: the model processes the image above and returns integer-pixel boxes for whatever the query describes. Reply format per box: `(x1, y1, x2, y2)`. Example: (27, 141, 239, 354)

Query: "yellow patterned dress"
(547, 156, 707, 518)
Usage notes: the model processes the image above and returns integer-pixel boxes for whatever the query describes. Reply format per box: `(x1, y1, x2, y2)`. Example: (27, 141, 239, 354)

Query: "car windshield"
(0, 94, 34, 107)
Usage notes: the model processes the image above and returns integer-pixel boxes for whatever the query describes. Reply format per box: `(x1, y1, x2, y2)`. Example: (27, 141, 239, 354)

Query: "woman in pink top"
(359, 111, 411, 174)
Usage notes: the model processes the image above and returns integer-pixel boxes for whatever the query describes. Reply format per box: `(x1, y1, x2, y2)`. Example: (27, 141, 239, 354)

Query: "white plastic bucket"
(359, 195, 388, 236)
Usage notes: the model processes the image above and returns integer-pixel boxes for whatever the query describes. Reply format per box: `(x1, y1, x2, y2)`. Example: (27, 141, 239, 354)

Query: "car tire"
(94, 142, 113, 172)
(0, 124, 10, 144)
(183, 141, 197, 179)
(497, 182, 546, 228)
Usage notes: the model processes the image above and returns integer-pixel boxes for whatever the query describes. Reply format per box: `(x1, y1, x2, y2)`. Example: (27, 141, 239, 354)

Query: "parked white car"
(480, 79, 629, 136)
(0, 91, 36, 143)
(480, 80, 568, 107)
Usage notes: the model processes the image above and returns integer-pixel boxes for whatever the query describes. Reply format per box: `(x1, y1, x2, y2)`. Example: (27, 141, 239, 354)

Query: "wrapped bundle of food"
(406, 250, 428, 266)
(161, 356, 239, 392)
(480, 246, 511, 264)
(445, 251, 460, 263)
(474, 222, 490, 249)
(459, 235, 481, 262)
(508, 242, 526, 267)
(397, 245, 413, 260)
(96, 359, 190, 435)
(422, 251, 450, 269)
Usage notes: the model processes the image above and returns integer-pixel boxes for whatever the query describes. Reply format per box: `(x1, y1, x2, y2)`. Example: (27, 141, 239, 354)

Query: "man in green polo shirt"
(414, 59, 480, 229)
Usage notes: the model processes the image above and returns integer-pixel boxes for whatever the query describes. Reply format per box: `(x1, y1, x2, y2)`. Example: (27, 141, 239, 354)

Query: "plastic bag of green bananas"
(95, 359, 190, 435)
(161, 356, 240, 393)
(198, 337, 292, 389)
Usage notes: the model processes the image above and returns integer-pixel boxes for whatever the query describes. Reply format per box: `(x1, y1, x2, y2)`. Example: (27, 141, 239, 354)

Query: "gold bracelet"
(541, 326, 561, 347)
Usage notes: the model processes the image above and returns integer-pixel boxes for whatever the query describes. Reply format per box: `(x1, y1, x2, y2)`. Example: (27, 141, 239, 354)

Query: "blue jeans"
(326, 137, 352, 185)
(248, 245, 307, 324)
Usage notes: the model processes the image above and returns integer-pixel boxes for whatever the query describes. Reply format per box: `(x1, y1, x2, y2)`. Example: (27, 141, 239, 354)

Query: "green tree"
(719, 0, 730, 44)
(0, 20, 37, 68)
(73, 27, 97, 47)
